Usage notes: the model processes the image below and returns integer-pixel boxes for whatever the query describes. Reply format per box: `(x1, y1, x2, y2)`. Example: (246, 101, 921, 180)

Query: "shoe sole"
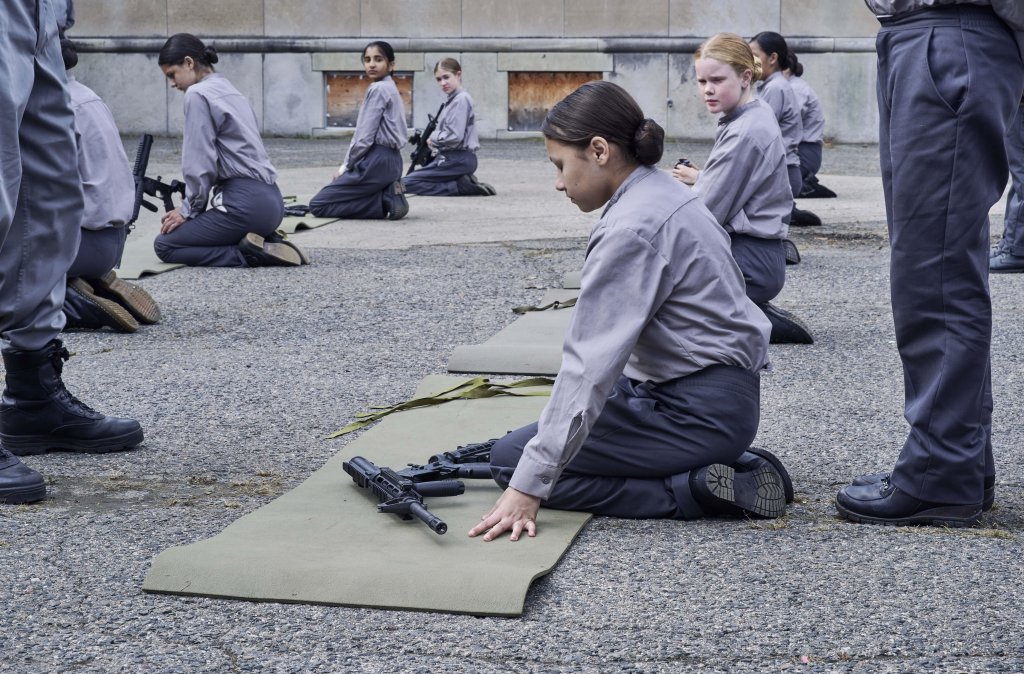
(241, 233, 302, 266)
(783, 239, 800, 265)
(1, 427, 144, 456)
(385, 182, 409, 220)
(92, 271, 162, 324)
(745, 447, 794, 504)
(761, 302, 814, 344)
(835, 498, 981, 527)
(702, 464, 786, 519)
(0, 483, 47, 504)
(67, 278, 140, 333)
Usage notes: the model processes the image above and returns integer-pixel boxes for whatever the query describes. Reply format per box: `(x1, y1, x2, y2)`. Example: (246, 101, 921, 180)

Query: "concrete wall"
(71, 0, 882, 142)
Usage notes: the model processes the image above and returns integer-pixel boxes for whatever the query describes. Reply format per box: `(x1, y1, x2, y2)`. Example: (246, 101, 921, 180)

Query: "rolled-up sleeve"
(180, 91, 219, 219)
(509, 227, 672, 499)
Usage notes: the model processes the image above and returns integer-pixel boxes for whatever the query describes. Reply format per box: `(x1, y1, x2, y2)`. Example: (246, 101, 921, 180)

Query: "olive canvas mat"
(142, 375, 591, 616)
(446, 289, 578, 376)
(116, 220, 185, 280)
(562, 270, 582, 289)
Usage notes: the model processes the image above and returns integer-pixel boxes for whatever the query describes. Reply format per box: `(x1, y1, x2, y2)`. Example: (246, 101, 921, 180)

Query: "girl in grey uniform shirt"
(154, 34, 303, 268)
(673, 33, 814, 344)
(468, 81, 790, 542)
(786, 54, 836, 199)
(402, 58, 495, 197)
(309, 41, 409, 220)
(750, 32, 822, 228)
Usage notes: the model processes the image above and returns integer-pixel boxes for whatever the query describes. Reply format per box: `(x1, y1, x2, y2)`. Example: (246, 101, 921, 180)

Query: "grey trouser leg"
(489, 366, 760, 519)
(402, 149, 478, 196)
(877, 5, 1023, 504)
(154, 178, 283, 267)
(798, 141, 823, 188)
(308, 145, 401, 219)
(730, 234, 785, 304)
(68, 226, 127, 279)
(787, 164, 801, 199)
(0, 0, 83, 351)
(999, 103, 1024, 255)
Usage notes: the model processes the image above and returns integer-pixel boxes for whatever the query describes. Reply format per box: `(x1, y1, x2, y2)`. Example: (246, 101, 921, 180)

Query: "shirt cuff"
(507, 453, 559, 500)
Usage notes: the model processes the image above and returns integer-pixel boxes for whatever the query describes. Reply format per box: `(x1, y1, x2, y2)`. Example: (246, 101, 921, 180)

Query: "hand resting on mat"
(469, 487, 539, 541)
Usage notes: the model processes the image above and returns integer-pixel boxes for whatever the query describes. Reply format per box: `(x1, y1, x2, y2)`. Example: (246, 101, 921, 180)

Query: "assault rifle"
(406, 101, 446, 175)
(342, 439, 496, 535)
(130, 134, 186, 221)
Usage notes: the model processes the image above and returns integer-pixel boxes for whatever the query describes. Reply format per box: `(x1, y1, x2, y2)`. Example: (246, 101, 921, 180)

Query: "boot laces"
(49, 346, 100, 418)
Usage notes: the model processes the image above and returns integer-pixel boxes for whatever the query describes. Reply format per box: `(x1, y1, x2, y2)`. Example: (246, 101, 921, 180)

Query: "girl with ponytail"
(673, 32, 814, 344)
(469, 80, 788, 542)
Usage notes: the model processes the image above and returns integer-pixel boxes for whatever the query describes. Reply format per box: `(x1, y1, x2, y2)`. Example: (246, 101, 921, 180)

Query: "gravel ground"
(1, 140, 1021, 673)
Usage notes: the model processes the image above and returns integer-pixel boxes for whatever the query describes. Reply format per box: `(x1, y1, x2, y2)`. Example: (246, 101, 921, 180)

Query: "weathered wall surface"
(71, 0, 882, 142)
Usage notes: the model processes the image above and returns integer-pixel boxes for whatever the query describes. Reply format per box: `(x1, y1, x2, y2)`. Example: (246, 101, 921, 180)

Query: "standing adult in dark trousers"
(0, 0, 144, 505)
(991, 100, 1024, 272)
(837, 1, 1024, 526)
(154, 34, 305, 268)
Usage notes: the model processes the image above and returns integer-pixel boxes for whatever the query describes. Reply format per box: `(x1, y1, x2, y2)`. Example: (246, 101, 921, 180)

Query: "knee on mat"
(153, 237, 174, 263)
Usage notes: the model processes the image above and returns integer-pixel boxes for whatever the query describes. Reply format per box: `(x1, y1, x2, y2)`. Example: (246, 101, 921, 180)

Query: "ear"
(183, 55, 194, 70)
(741, 69, 753, 88)
(589, 136, 611, 165)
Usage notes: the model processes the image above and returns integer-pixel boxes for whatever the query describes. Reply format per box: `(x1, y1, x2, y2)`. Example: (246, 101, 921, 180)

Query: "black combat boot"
(0, 339, 144, 456)
(0, 446, 46, 504)
(64, 278, 139, 333)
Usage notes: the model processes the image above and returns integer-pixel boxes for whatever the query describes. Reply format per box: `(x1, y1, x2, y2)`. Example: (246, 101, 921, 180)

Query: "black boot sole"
(835, 498, 981, 527)
(699, 464, 786, 519)
(744, 447, 794, 504)
(0, 482, 47, 504)
(91, 271, 162, 324)
(1, 427, 144, 456)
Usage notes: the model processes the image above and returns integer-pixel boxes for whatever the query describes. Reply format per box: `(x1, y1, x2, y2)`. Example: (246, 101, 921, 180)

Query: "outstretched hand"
(468, 487, 540, 541)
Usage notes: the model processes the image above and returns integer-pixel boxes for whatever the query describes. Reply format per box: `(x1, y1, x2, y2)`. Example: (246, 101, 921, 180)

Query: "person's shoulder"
(67, 78, 100, 107)
(608, 169, 701, 232)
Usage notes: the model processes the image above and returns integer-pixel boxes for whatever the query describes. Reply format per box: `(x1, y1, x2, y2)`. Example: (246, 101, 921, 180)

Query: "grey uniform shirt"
(693, 98, 791, 240)
(863, 0, 1024, 54)
(430, 89, 480, 152)
(179, 73, 277, 219)
(67, 76, 133, 231)
(756, 71, 802, 167)
(509, 166, 772, 500)
(344, 76, 407, 170)
(788, 76, 825, 144)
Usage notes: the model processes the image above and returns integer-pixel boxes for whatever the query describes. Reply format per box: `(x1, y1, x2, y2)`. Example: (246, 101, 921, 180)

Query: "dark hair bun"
(633, 118, 664, 166)
(60, 35, 78, 70)
(203, 45, 219, 65)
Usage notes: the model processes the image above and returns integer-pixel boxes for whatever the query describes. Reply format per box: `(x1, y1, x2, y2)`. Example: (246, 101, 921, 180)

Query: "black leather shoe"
(64, 278, 139, 333)
(989, 251, 1024, 273)
(798, 181, 837, 199)
(0, 447, 46, 504)
(734, 447, 794, 504)
(690, 462, 786, 519)
(759, 302, 814, 344)
(836, 478, 981, 526)
(382, 181, 409, 220)
(238, 233, 302, 267)
(265, 231, 310, 265)
(89, 271, 162, 324)
(455, 174, 494, 197)
(783, 238, 800, 265)
(852, 472, 994, 512)
(467, 173, 497, 196)
(790, 206, 822, 227)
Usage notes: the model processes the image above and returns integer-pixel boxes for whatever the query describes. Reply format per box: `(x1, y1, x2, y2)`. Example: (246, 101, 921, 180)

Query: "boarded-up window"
(507, 72, 601, 132)
(325, 73, 413, 128)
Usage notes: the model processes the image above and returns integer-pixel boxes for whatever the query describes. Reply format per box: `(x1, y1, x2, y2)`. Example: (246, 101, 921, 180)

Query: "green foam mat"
(279, 195, 339, 233)
(117, 220, 185, 280)
(142, 375, 591, 616)
(562, 270, 582, 289)
(446, 289, 577, 376)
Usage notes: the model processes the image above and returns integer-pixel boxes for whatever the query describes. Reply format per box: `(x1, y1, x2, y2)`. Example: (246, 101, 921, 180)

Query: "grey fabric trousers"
(68, 227, 127, 279)
(154, 178, 283, 267)
(308, 145, 402, 219)
(998, 103, 1024, 256)
(402, 149, 478, 196)
(730, 234, 786, 305)
(798, 140, 824, 190)
(878, 5, 1024, 505)
(0, 0, 82, 351)
(489, 365, 760, 519)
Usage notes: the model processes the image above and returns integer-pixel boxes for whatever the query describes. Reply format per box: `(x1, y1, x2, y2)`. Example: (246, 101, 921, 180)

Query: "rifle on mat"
(130, 134, 187, 222)
(342, 439, 495, 535)
(406, 101, 446, 175)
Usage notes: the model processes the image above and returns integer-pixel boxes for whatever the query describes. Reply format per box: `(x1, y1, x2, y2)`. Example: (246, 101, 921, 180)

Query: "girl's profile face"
(435, 68, 462, 95)
(748, 41, 776, 77)
(544, 137, 614, 213)
(362, 47, 393, 81)
(160, 56, 203, 92)
(695, 57, 751, 116)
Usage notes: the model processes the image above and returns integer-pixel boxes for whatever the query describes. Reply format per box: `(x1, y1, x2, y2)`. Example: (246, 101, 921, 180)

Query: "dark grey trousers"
(68, 226, 127, 279)
(154, 178, 283, 267)
(489, 365, 760, 519)
(0, 0, 82, 351)
(798, 140, 823, 189)
(730, 233, 785, 304)
(998, 103, 1024, 256)
(878, 5, 1024, 504)
(308, 145, 402, 219)
(402, 149, 478, 196)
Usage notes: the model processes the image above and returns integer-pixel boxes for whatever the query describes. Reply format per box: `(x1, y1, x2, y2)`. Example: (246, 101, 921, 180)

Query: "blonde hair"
(434, 57, 461, 75)
(694, 32, 763, 81)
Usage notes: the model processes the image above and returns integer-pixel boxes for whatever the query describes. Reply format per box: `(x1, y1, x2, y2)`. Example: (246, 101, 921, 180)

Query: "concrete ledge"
(497, 52, 613, 72)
